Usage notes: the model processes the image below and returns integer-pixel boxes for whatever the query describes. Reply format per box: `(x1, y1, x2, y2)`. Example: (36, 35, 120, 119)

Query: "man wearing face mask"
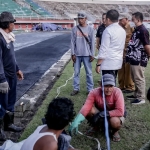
(126, 12, 150, 105)
(118, 13, 135, 93)
(70, 12, 95, 96)
(96, 13, 106, 50)
(0, 12, 24, 141)
(69, 74, 126, 142)
(95, 10, 126, 81)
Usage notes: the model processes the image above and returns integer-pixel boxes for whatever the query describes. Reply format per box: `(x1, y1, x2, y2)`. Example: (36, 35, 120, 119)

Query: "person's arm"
(71, 27, 76, 56)
(80, 90, 95, 117)
(90, 28, 95, 57)
(109, 89, 125, 117)
(0, 40, 6, 83)
(96, 37, 100, 50)
(139, 30, 150, 56)
(96, 29, 111, 73)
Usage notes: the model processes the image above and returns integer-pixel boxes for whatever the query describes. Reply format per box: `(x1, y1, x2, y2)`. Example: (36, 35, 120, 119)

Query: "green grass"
(19, 59, 150, 150)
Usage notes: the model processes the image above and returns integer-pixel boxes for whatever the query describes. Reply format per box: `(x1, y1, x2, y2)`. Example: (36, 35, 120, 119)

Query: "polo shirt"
(126, 24, 149, 67)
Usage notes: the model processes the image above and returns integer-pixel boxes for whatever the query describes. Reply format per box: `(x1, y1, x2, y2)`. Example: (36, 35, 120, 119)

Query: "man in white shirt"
(96, 9, 126, 81)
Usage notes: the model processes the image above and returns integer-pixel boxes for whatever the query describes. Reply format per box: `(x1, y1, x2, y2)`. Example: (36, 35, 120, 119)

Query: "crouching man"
(69, 74, 126, 142)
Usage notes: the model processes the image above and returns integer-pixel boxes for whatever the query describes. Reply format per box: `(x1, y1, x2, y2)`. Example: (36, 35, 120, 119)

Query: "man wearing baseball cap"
(70, 11, 95, 96)
(69, 74, 126, 142)
(118, 13, 135, 93)
(0, 12, 24, 141)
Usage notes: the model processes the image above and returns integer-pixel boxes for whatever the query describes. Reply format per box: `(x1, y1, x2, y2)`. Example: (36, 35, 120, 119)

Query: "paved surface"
(15, 31, 71, 100)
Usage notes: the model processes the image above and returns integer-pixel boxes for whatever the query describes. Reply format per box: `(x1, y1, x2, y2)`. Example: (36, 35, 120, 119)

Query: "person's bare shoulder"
(33, 135, 58, 150)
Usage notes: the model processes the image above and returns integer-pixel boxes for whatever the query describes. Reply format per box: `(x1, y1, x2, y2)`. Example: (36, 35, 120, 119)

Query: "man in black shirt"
(126, 12, 150, 105)
(96, 13, 106, 50)
(0, 12, 24, 141)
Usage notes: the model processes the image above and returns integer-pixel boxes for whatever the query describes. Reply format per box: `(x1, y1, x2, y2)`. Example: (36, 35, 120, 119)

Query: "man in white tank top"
(21, 97, 78, 150)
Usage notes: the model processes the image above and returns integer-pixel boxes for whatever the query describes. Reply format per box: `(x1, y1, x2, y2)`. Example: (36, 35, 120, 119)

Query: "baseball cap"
(77, 12, 87, 19)
(119, 13, 130, 20)
(0, 12, 16, 23)
(102, 74, 115, 86)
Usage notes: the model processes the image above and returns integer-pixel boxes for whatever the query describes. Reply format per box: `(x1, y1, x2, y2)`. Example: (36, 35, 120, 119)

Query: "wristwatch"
(96, 64, 101, 66)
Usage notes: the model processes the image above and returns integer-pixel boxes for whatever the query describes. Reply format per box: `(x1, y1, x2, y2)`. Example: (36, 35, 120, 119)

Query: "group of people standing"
(69, 9, 150, 142)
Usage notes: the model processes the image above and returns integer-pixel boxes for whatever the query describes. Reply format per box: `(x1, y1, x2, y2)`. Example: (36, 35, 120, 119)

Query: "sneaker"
(123, 90, 134, 94)
(70, 90, 79, 96)
(126, 95, 136, 100)
(131, 99, 145, 105)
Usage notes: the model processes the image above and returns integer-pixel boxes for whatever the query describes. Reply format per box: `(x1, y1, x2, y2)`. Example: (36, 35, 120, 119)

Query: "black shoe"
(70, 90, 79, 96)
(0, 118, 6, 141)
(131, 99, 145, 105)
(4, 112, 23, 132)
(123, 90, 134, 94)
(126, 95, 136, 100)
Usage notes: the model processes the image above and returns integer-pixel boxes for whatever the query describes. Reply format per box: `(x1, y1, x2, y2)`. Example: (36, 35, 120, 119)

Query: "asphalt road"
(15, 31, 71, 100)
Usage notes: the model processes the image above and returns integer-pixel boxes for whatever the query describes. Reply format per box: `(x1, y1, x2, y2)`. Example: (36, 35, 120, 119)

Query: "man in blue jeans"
(70, 12, 95, 96)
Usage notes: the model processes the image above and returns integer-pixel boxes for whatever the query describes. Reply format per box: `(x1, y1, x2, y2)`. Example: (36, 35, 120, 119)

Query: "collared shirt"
(71, 25, 95, 56)
(126, 24, 149, 67)
(80, 87, 125, 117)
(96, 24, 106, 44)
(97, 22, 126, 70)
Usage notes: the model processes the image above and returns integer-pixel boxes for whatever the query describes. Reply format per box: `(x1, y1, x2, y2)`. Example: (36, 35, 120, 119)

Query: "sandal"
(112, 133, 121, 142)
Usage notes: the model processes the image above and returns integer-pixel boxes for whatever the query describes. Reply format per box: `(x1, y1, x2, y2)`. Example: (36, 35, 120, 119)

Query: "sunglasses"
(78, 13, 85, 18)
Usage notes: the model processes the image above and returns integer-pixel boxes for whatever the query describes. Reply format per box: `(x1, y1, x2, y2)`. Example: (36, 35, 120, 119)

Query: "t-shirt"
(0, 33, 19, 83)
(80, 87, 125, 117)
(71, 25, 95, 56)
(96, 24, 106, 44)
(126, 24, 149, 67)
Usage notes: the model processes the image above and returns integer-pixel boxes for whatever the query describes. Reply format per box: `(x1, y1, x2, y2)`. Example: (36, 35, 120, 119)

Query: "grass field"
(19, 59, 150, 150)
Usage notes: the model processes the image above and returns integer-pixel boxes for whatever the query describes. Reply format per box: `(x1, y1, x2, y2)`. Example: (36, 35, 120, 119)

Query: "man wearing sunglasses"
(70, 12, 95, 96)
(0, 12, 24, 141)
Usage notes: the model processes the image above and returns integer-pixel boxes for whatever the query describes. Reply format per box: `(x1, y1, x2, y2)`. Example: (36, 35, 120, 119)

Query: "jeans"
(73, 56, 94, 92)
(0, 76, 17, 118)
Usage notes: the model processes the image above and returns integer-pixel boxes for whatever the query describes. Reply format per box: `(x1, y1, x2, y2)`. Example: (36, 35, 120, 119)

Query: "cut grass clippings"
(19, 59, 150, 150)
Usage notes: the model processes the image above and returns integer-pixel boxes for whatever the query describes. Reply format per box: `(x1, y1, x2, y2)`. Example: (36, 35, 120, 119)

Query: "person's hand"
(68, 113, 85, 136)
(95, 66, 100, 74)
(89, 111, 109, 126)
(71, 55, 76, 63)
(17, 70, 24, 80)
(0, 81, 9, 93)
(89, 56, 94, 62)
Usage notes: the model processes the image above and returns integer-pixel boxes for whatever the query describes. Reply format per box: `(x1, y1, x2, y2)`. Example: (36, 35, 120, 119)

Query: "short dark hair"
(45, 97, 75, 130)
(102, 13, 106, 16)
(106, 9, 119, 22)
(0, 22, 9, 29)
(132, 12, 143, 22)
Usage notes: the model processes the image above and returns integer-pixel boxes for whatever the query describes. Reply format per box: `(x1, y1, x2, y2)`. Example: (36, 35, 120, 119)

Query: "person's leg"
(0, 80, 8, 141)
(130, 65, 145, 103)
(118, 64, 125, 90)
(71, 56, 82, 95)
(109, 117, 122, 142)
(124, 63, 135, 91)
(3, 76, 23, 132)
(82, 56, 94, 92)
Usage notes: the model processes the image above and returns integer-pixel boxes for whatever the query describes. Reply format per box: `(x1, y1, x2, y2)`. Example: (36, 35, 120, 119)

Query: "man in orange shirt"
(118, 13, 135, 93)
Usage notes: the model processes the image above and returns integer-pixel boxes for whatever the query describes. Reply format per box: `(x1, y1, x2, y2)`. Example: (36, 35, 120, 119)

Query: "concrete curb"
(15, 49, 71, 117)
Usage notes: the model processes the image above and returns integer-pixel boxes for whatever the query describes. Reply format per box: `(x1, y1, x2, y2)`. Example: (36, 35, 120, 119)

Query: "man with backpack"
(70, 12, 95, 96)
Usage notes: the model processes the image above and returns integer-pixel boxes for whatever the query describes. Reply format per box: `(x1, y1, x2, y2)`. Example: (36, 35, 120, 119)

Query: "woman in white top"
(21, 97, 77, 150)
